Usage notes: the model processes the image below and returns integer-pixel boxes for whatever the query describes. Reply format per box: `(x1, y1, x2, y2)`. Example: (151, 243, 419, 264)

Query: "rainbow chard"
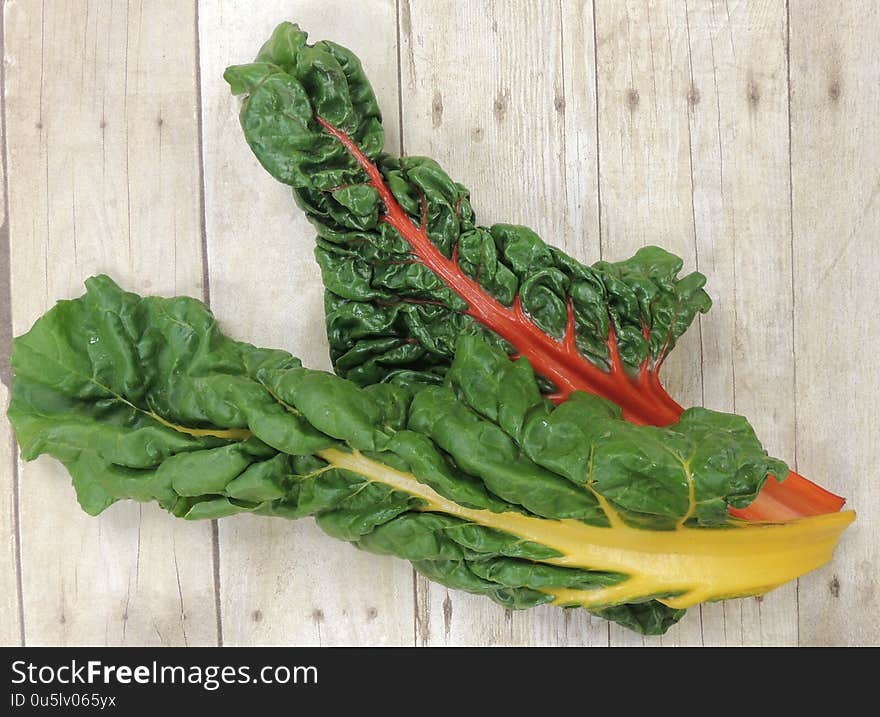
(225, 21, 846, 522)
(7, 277, 854, 635)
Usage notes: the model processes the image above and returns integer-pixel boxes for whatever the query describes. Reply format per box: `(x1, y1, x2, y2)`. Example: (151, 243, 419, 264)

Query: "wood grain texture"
(682, 0, 798, 647)
(0, 382, 22, 645)
(198, 0, 414, 646)
(4, 0, 216, 645)
(401, 0, 608, 646)
(789, 0, 880, 647)
(0, 2, 21, 645)
(588, 0, 801, 647)
(2, 0, 875, 646)
(593, 0, 704, 646)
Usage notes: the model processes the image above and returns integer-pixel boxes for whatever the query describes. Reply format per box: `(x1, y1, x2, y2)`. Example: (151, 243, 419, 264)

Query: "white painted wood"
(401, 0, 608, 645)
(5, 0, 216, 645)
(593, 0, 704, 410)
(789, 0, 880, 647)
(682, 0, 798, 647)
(0, 47, 21, 642)
(0, 383, 21, 645)
(4, 0, 874, 647)
(198, 0, 414, 646)
(593, 0, 705, 647)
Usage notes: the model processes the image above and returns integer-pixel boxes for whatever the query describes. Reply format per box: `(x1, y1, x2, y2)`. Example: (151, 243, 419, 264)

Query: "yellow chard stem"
(320, 448, 855, 610)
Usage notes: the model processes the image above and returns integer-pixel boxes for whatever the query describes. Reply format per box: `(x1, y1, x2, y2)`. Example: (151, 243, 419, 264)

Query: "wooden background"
(0, 0, 877, 646)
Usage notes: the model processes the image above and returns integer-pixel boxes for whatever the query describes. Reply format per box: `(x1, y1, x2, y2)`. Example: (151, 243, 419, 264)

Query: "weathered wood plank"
(593, 0, 705, 647)
(198, 0, 414, 646)
(789, 0, 880, 647)
(682, 0, 798, 646)
(0, 381, 22, 646)
(5, 0, 868, 649)
(0, 9, 22, 642)
(401, 0, 607, 645)
(5, 0, 216, 645)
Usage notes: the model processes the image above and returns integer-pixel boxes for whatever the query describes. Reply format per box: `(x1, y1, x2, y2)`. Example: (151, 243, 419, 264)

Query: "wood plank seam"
(200, 0, 414, 646)
(682, 0, 707, 647)
(590, 0, 603, 259)
(398, 0, 607, 644)
(783, 0, 802, 648)
(393, 0, 420, 649)
(192, 0, 224, 650)
(556, 1, 569, 216)
(0, 0, 25, 648)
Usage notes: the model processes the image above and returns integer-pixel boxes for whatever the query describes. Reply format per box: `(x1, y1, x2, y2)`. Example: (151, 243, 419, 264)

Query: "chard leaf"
(8, 277, 846, 638)
(227, 22, 711, 425)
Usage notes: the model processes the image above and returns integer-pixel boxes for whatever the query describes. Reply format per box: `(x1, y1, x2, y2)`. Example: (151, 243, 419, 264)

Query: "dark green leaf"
(7, 277, 793, 635)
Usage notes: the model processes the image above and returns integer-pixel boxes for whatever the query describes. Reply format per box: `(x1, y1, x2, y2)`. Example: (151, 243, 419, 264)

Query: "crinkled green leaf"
(226, 23, 711, 405)
(8, 278, 790, 634)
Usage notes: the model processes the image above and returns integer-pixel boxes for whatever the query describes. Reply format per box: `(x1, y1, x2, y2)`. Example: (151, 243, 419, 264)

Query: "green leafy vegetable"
(225, 21, 710, 426)
(224, 21, 849, 524)
(7, 277, 853, 636)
